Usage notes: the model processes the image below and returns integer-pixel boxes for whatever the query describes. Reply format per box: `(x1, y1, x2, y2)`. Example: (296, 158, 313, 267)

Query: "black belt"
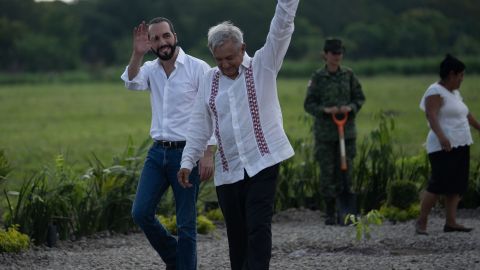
(154, 140, 186, 149)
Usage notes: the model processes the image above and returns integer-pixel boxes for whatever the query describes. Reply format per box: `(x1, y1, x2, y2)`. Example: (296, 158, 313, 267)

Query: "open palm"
(133, 21, 151, 55)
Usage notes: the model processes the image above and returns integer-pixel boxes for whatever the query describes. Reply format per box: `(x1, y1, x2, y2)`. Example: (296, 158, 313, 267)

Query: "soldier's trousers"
(314, 139, 356, 199)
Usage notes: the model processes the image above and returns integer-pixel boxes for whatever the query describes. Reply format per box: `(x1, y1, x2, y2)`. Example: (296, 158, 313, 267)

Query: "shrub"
(3, 156, 78, 245)
(158, 215, 177, 235)
(387, 180, 419, 209)
(276, 117, 322, 212)
(395, 152, 430, 188)
(0, 225, 30, 253)
(354, 112, 397, 211)
(205, 208, 224, 222)
(157, 215, 216, 235)
(3, 138, 149, 245)
(197, 215, 215, 235)
(460, 159, 480, 208)
(379, 204, 420, 222)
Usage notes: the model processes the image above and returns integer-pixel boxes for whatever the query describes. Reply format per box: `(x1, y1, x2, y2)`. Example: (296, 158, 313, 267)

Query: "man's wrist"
(204, 145, 216, 156)
(181, 161, 194, 171)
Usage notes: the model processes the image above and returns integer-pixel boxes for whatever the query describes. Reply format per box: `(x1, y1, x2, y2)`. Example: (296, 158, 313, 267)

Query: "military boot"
(324, 198, 337, 225)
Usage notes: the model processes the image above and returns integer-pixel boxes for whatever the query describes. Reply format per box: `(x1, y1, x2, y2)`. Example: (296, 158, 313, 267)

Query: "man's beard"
(151, 43, 177, 61)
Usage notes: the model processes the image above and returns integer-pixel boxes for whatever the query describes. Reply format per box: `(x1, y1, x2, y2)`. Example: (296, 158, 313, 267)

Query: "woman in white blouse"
(416, 54, 480, 235)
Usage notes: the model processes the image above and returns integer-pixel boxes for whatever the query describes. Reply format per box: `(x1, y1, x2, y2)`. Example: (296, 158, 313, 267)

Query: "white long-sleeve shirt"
(181, 0, 299, 186)
(121, 48, 212, 142)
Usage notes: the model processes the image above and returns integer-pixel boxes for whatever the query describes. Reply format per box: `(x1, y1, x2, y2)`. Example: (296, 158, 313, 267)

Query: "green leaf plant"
(345, 209, 383, 242)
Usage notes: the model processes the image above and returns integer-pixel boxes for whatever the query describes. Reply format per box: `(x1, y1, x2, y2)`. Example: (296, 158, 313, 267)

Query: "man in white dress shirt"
(177, 0, 299, 268)
(121, 17, 214, 270)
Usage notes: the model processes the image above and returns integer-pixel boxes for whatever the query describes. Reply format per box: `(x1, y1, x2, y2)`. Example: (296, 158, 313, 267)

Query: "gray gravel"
(1, 208, 479, 270)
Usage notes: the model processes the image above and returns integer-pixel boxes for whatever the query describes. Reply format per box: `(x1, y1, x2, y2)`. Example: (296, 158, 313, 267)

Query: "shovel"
(332, 112, 357, 225)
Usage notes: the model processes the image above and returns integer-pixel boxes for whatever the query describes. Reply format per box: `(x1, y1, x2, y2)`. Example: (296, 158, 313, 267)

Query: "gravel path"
(1, 208, 479, 269)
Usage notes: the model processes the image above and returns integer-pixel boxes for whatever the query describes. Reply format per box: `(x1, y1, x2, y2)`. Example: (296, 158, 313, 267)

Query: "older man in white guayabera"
(177, 0, 300, 269)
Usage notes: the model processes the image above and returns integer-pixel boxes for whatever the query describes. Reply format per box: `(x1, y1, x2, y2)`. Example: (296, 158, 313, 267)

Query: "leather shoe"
(443, 224, 473, 233)
(415, 221, 428, 235)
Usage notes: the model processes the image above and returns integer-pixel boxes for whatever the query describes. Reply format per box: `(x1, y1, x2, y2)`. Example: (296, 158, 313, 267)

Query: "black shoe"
(166, 264, 176, 270)
(443, 224, 473, 233)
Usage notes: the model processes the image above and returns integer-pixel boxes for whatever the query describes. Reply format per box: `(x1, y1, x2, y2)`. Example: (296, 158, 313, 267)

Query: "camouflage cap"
(323, 38, 345, 53)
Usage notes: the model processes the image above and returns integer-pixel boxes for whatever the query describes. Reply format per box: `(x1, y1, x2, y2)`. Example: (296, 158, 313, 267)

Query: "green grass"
(0, 82, 151, 179)
(1, 75, 480, 183)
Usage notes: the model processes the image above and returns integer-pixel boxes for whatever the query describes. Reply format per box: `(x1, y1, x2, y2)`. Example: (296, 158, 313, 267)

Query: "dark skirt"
(427, 145, 470, 195)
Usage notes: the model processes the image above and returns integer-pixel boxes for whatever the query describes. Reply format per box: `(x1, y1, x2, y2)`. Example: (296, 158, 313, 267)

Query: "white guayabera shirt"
(121, 48, 212, 142)
(420, 82, 473, 153)
(181, 0, 299, 186)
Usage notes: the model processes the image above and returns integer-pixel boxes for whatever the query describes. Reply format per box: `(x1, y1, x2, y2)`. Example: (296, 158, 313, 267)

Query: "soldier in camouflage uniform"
(304, 38, 365, 225)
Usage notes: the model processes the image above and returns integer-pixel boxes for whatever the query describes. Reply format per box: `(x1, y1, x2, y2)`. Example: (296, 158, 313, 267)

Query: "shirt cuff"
(207, 136, 217, 146)
(120, 66, 133, 81)
(181, 160, 195, 171)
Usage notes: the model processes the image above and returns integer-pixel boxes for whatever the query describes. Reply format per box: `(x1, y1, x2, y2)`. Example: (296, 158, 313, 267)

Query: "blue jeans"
(132, 143, 199, 270)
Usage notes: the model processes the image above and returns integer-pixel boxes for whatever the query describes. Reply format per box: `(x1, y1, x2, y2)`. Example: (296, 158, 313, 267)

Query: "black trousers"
(216, 164, 279, 270)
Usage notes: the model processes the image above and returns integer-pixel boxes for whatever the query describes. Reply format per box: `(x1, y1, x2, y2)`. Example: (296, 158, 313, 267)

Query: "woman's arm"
(467, 112, 480, 132)
(425, 94, 452, 151)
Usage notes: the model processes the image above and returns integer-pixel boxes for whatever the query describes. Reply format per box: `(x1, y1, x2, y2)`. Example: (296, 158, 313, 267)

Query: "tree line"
(1, 0, 479, 72)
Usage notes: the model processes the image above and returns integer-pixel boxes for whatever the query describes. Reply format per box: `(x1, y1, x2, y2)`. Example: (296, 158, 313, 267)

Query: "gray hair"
(207, 21, 244, 53)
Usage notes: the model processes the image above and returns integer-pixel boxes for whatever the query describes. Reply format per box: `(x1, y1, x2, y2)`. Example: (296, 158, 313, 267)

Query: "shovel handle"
(332, 112, 348, 127)
(339, 136, 347, 171)
(332, 112, 349, 171)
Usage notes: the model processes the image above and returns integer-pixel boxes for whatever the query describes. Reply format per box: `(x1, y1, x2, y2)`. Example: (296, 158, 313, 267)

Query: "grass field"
(1, 75, 480, 182)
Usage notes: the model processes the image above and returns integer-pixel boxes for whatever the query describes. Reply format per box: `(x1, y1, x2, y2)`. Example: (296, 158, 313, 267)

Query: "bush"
(157, 215, 216, 235)
(158, 215, 177, 235)
(379, 204, 420, 222)
(3, 156, 78, 245)
(197, 215, 216, 235)
(394, 152, 430, 188)
(460, 159, 480, 208)
(354, 112, 397, 211)
(387, 180, 419, 209)
(205, 208, 224, 222)
(276, 122, 322, 212)
(2, 138, 149, 245)
(0, 225, 30, 253)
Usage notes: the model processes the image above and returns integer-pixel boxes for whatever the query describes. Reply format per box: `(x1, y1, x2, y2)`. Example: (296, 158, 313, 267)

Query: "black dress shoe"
(443, 224, 473, 233)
